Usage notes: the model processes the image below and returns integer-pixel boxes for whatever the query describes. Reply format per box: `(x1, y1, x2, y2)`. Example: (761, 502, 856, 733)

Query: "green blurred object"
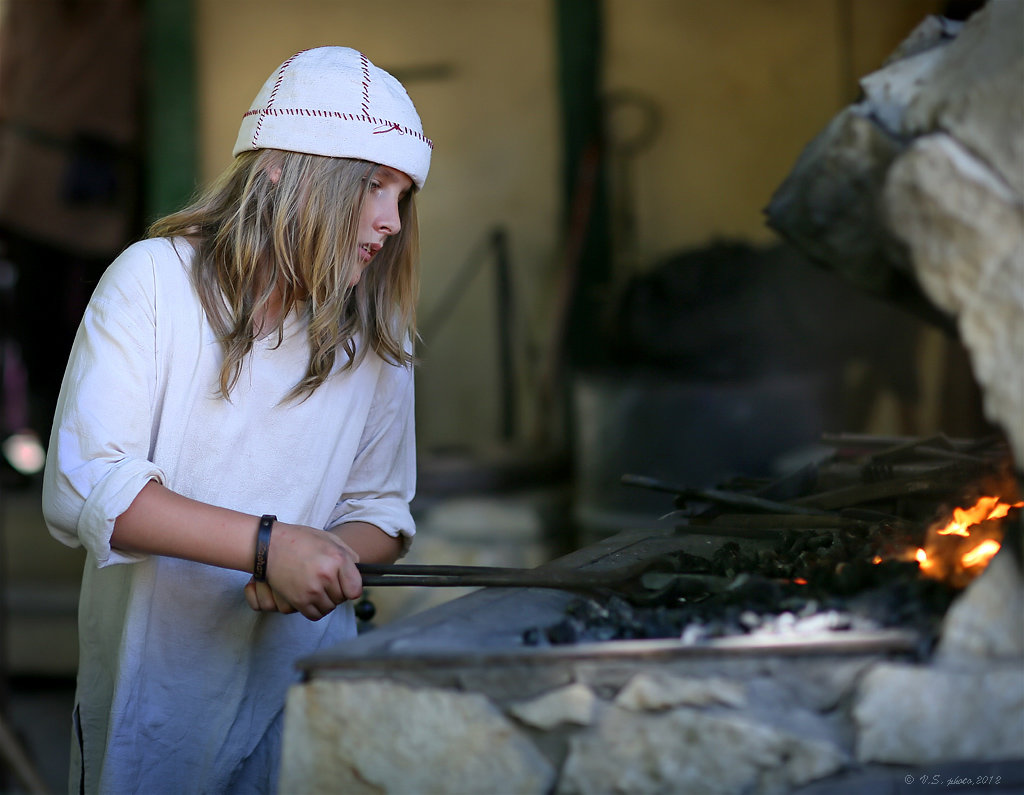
(554, 0, 612, 370)
(144, 0, 198, 223)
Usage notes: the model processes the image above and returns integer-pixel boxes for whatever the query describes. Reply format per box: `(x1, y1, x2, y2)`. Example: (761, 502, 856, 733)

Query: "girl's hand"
(255, 522, 363, 620)
(243, 578, 296, 614)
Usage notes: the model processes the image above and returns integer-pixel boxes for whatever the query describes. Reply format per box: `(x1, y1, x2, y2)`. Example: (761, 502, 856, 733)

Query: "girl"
(42, 46, 432, 793)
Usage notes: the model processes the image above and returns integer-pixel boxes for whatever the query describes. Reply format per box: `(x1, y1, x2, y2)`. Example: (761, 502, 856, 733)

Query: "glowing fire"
(912, 496, 1022, 587)
(936, 495, 1019, 537)
(961, 539, 1001, 569)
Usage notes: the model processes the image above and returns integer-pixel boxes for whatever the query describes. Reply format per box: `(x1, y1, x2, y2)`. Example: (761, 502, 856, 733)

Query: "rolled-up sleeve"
(42, 245, 167, 567)
(326, 357, 416, 549)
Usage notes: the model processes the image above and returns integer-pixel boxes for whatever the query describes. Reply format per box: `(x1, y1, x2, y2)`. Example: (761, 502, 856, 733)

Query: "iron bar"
(621, 473, 833, 517)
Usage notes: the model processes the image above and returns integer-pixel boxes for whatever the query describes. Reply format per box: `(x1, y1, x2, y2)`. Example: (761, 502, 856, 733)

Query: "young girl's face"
(354, 166, 413, 286)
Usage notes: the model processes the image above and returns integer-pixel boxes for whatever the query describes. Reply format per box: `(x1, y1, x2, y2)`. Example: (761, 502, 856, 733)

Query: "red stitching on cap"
(374, 122, 404, 135)
(242, 107, 434, 148)
(359, 52, 371, 116)
(251, 49, 308, 149)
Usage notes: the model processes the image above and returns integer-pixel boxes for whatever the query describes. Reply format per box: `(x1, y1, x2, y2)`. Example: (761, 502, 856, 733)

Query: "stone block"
(764, 107, 907, 294)
(938, 548, 1024, 661)
(279, 678, 555, 794)
(902, 0, 1024, 194)
(508, 682, 599, 730)
(558, 705, 845, 795)
(854, 662, 1024, 763)
(614, 671, 747, 711)
(883, 132, 1024, 463)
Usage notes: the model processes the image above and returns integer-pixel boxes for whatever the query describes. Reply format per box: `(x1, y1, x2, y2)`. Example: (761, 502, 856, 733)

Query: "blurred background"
(0, 0, 993, 790)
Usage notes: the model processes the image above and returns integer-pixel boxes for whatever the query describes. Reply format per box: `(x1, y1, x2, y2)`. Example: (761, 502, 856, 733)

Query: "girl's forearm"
(111, 480, 260, 574)
(332, 521, 405, 564)
(113, 483, 405, 571)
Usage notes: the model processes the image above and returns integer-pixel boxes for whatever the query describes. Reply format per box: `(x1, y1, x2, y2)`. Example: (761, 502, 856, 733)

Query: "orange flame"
(937, 496, 1023, 537)
(961, 539, 1001, 568)
(915, 496, 1023, 586)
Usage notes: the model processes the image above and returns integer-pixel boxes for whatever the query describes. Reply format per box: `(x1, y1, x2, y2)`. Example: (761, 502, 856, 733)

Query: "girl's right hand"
(261, 522, 363, 620)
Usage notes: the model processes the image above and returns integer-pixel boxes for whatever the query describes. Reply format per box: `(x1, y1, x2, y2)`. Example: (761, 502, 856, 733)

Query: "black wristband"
(254, 514, 276, 582)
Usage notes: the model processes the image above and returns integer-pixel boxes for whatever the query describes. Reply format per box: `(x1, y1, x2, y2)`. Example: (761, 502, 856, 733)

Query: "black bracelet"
(253, 514, 276, 582)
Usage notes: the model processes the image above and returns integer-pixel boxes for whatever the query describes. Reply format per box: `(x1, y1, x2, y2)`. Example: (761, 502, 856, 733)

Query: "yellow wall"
(603, 0, 941, 273)
(193, 0, 941, 451)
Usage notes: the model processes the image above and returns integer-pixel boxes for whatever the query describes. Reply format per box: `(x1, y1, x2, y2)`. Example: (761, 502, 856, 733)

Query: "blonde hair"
(148, 149, 419, 401)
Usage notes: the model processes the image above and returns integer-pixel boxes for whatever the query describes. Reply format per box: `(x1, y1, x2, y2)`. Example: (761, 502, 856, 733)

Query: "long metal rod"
(356, 562, 723, 591)
(358, 563, 532, 577)
(356, 562, 625, 589)
(621, 473, 833, 516)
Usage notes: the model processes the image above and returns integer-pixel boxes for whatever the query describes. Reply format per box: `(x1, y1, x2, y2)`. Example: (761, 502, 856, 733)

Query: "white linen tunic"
(42, 237, 416, 794)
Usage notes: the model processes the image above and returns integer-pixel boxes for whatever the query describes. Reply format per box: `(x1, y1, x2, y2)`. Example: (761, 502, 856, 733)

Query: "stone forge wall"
(280, 657, 858, 795)
(765, 0, 1024, 466)
(277, 605, 1020, 792)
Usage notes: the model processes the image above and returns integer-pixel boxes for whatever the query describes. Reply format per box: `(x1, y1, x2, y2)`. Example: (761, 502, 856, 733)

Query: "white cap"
(233, 47, 432, 188)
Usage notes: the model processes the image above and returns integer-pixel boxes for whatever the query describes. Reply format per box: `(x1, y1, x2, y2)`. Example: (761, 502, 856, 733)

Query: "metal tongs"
(357, 562, 623, 590)
(356, 561, 726, 595)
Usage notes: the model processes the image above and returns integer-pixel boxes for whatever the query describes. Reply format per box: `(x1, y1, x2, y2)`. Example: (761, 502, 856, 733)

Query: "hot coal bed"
(526, 433, 1019, 656)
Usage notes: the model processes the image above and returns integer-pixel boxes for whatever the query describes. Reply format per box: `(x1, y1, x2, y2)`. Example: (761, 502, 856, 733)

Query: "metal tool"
(356, 561, 726, 593)
(620, 473, 834, 516)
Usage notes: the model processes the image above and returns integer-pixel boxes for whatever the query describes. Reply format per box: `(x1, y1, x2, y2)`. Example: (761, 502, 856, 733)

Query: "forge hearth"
(517, 432, 1019, 652)
(277, 435, 1023, 794)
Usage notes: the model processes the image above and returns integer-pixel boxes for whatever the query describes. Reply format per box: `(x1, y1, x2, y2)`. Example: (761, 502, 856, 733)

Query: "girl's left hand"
(243, 578, 297, 614)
